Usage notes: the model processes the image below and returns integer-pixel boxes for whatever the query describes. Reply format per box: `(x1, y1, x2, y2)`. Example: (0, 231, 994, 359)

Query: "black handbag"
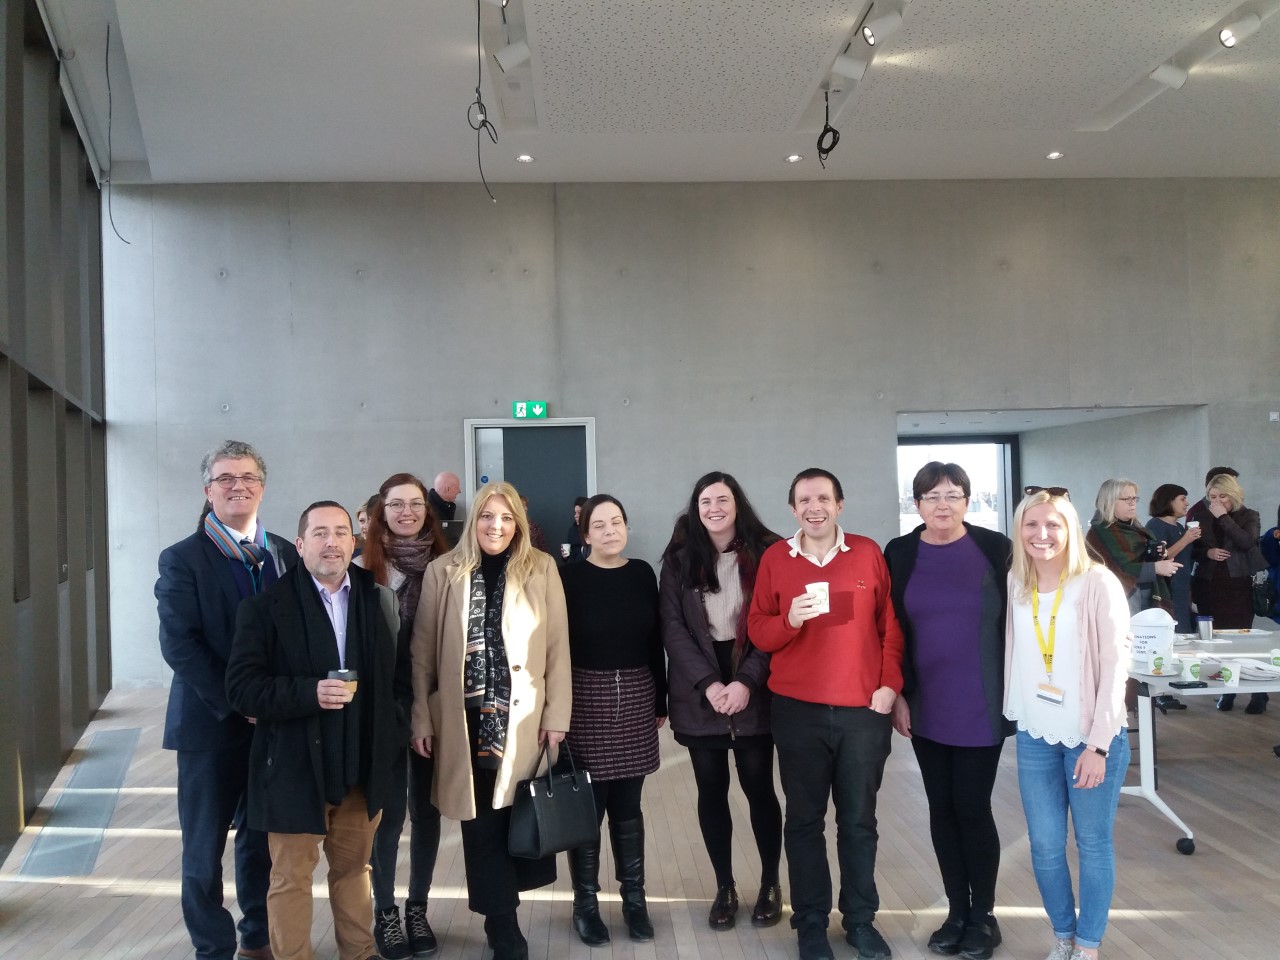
(508, 742, 597, 859)
(1253, 573, 1277, 618)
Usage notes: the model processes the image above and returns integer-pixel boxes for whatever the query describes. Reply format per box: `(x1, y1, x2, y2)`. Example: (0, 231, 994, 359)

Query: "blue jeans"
(1015, 729, 1129, 950)
(771, 695, 892, 931)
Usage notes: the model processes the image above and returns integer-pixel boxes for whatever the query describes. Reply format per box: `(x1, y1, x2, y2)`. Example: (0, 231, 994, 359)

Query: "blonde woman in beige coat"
(410, 481, 571, 960)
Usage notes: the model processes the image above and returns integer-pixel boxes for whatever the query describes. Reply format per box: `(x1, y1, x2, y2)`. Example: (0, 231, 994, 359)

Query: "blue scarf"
(204, 512, 270, 594)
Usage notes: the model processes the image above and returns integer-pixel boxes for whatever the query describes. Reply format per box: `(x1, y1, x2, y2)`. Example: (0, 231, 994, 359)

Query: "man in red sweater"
(748, 468, 904, 960)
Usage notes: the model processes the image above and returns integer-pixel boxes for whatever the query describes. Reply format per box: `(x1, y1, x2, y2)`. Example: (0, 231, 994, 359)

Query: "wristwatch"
(1089, 745, 1108, 758)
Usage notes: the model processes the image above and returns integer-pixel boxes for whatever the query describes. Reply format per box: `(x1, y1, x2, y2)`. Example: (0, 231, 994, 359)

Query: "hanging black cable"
(468, 0, 499, 202)
(105, 23, 130, 243)
(816, 89, 840, 170)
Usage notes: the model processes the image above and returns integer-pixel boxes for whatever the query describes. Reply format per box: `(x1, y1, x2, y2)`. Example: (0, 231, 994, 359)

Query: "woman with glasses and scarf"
(410, 481, 571, 960)
(883, 463, 1012, 960)
(1005, 488, 1131, 960)
(353, 473, 446, 959)
(1086, 479, 1181, 617)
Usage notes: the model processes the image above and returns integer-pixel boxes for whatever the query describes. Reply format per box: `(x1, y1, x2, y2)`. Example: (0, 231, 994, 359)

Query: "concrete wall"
(104, 179, 1280, 686)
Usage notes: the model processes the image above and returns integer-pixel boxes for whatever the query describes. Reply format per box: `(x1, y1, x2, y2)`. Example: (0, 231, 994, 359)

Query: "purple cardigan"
(1003, 565, 1132, 749)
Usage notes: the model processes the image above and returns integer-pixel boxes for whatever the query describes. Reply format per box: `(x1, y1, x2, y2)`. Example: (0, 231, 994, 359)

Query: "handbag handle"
(536, 739, 586, 798)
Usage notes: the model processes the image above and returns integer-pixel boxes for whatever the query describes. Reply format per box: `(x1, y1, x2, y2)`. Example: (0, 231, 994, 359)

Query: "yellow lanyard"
(1031, 570, 1066, 680)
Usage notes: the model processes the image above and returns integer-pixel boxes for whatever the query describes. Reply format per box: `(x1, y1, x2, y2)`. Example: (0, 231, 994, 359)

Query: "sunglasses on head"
(1024, 485, 1071, 501)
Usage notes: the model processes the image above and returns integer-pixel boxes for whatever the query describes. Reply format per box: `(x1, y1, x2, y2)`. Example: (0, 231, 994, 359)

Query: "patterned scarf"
(1090, 519, 1171, 607)
(463, 564, 510, 767)
(204, 512, 269, 593)
(384, 533, 436, 625)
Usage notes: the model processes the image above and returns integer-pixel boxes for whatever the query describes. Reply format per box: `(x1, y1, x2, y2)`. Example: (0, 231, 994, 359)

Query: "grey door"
(500, 426, 589, 556)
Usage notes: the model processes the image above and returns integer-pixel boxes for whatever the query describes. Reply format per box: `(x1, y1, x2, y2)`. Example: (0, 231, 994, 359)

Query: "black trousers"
(771, 695, 892, 932)
(910, 734, 1005, 919)
(687, 742, 783, 888)
(590, 775, 645, 825)
(460, 765, 556, 915)
(369, 747, 442, 910)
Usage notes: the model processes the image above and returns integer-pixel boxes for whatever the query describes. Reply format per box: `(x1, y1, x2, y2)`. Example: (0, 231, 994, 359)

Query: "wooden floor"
(2, 687, 1279, 960)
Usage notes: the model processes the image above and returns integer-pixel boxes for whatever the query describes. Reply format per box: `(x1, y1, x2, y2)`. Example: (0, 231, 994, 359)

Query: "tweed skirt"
(566, 666, 660, 782)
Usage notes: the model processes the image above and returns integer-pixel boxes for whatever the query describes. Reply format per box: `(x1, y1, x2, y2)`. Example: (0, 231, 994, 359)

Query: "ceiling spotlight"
(861, 9, 903, 47)
(494, 38, 531, 72)
(1046, 151, 1065, 160)
(1219, 14, 1260, 47)
(515, 154, 534, 163)
(785, 154, 804, 163)
(1149, 63, 1188, 89)
(832, 52, 870, 82)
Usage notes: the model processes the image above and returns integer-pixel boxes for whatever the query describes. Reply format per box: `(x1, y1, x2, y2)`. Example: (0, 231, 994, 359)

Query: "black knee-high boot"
(609, 817, 654, 942)
(568, 836, 611, 946)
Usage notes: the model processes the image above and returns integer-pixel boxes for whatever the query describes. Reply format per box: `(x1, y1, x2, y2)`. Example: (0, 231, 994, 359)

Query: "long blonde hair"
(1010, 489, 1098, 601)
(448, 481, 538, 590)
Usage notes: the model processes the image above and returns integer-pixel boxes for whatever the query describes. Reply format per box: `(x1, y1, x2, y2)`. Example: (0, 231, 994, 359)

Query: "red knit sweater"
(748, 534, 904, 707)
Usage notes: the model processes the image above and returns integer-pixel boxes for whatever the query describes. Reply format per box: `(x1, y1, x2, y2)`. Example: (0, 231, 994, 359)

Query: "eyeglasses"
(385, 499, 427, 514)
(919, 493, 967, 505)
(1024, 485, 1071, 500)
(1117, 496, 1140, 504)
(209, 474, 264, 489)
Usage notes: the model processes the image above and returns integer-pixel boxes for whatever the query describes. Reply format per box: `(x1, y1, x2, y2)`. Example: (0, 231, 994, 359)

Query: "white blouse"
(1005, 578, 1085, 746)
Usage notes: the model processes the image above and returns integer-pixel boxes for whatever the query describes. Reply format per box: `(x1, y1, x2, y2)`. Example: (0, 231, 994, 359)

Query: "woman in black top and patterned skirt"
(559, 494, 668, 946)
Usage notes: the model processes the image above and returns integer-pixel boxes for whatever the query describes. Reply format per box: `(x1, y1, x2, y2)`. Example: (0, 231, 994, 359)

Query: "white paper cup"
(560, 543, 572, 559)
(1186, 520, 1200, 529)
(806, 582, 830, 615)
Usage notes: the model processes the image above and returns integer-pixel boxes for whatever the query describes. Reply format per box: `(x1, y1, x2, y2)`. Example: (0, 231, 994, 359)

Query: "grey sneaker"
(1044, 939, 1074, 960)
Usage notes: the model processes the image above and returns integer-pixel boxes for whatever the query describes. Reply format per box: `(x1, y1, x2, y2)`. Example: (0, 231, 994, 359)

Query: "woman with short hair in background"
(1192, 474, 1265, 711)
(659, 472, 785, 931)
(1005, 488, 1131, 960)
(883, 462, 1012, 959)
(410, 481, 571, 960)
(559, 494, 667, 945)
(356, 473, 446, 959)
(1144, 484, 1201, 633)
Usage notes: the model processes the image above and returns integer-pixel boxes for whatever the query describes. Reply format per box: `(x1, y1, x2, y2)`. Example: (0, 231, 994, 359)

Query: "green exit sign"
(512, 400, 548, 419)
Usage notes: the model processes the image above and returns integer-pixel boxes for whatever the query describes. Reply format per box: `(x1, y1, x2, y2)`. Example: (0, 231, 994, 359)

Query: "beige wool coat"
(410, 548, 572, 820)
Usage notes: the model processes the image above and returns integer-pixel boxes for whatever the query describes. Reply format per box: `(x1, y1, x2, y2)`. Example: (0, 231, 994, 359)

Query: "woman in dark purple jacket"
(659, 472, 784, 931)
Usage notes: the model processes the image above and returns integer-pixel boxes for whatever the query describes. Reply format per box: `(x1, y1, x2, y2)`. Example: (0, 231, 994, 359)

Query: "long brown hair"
(361, 472, 448, 586)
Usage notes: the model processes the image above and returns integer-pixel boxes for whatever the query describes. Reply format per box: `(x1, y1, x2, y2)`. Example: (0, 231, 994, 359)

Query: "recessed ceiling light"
(515, 154, 534, 163)
(1219, 14, 1260, 48)
(785, 154, 804, 163)
(1046, 151, 1065, 160)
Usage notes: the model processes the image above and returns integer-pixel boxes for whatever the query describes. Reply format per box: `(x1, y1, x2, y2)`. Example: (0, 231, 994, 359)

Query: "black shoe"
(609, 817, 654, 942)
(798, 925, 836, 960)
(403, 901, 437, 957)
(483, 913, 528, 960)
(374, 906, 411, 960)
(1154, 694, 1186, 713)
(926, 917, 966, 955)
(1245, 693, 1270, 714)
(568, 839, 610, 946)
(1217, 694, 1236, 711)
(958, 917, 1001, 960)
(750, 882, 783, 927)
(846, 922, 893, 960)
(708, 884, 739, 929)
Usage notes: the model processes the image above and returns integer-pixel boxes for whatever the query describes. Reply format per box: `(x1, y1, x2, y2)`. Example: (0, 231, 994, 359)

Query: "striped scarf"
(204, 512, 270, 594)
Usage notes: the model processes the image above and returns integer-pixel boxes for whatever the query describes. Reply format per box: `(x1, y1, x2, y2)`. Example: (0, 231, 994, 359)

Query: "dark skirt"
(1195, 569, 1254, 629)
(566, 666, 660, 782)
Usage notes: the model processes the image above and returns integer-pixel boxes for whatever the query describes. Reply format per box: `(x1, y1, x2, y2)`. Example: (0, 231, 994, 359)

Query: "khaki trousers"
(267, 788, 381, 960)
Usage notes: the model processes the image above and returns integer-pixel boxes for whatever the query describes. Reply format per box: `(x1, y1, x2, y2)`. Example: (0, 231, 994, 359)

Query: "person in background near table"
(427, 472, 460, 523)
(354, 499, 372, 558)
(155, 440, 296, 960)
(520, 495, 551, 554)
(1261, 504, 1280, 627)
(748, 468, 903, 960)
(559, 494, 668, 946)
(1004, 488, 1130, 960)
(355, 473, 446, 959)
(660, 472, 785, 933)
(1144, 485, 1201, 633)
(1191, 474, 1266, 712)
(560, 496, 589, 564)
(883, 463, 1012, 960)
(1184, 465, 1238, 533)
(410, 481, 571, 960)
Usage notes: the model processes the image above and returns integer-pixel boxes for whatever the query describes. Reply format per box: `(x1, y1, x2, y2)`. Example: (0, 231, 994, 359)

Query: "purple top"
(904, 535, 995, 746)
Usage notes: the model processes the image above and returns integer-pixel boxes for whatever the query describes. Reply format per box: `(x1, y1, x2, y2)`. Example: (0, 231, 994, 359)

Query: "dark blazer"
(225, 562, 407, 835)
(883, 522, 1014, 741)
(658, 552, 772, 739)
(156, 530, 298, 751)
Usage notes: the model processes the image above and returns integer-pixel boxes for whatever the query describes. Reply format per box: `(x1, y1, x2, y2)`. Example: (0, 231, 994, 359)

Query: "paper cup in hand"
(806, 582, 830, 615)
(328, 669, 358, 698)
(1186, 520, 1199, 529)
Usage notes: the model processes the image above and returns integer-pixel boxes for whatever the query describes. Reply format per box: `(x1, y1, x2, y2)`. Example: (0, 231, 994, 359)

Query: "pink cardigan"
(1003, 566, 1132, 748)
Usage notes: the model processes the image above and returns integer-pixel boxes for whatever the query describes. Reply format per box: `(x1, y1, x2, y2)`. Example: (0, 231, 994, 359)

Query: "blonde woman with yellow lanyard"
(1003, 488, 1131, 960)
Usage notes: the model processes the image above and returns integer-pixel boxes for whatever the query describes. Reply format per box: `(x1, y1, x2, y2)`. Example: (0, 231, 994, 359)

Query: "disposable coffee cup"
(1196, 616, 1214, 642)
(1186, 520, 1200, 529)
(560, 543, 572, 559)
(327, 669, 358, 698)
(806, 582, 830, 615)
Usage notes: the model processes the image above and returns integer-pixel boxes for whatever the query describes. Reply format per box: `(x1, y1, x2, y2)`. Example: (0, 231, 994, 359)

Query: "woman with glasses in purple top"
(883, 463, 1012, 960)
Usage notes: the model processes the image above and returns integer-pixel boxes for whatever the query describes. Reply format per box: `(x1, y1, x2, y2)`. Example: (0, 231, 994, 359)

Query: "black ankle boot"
(568, 836, 611, 946)
(483, 912, 528, 960)
(609, 817, 654, 942)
